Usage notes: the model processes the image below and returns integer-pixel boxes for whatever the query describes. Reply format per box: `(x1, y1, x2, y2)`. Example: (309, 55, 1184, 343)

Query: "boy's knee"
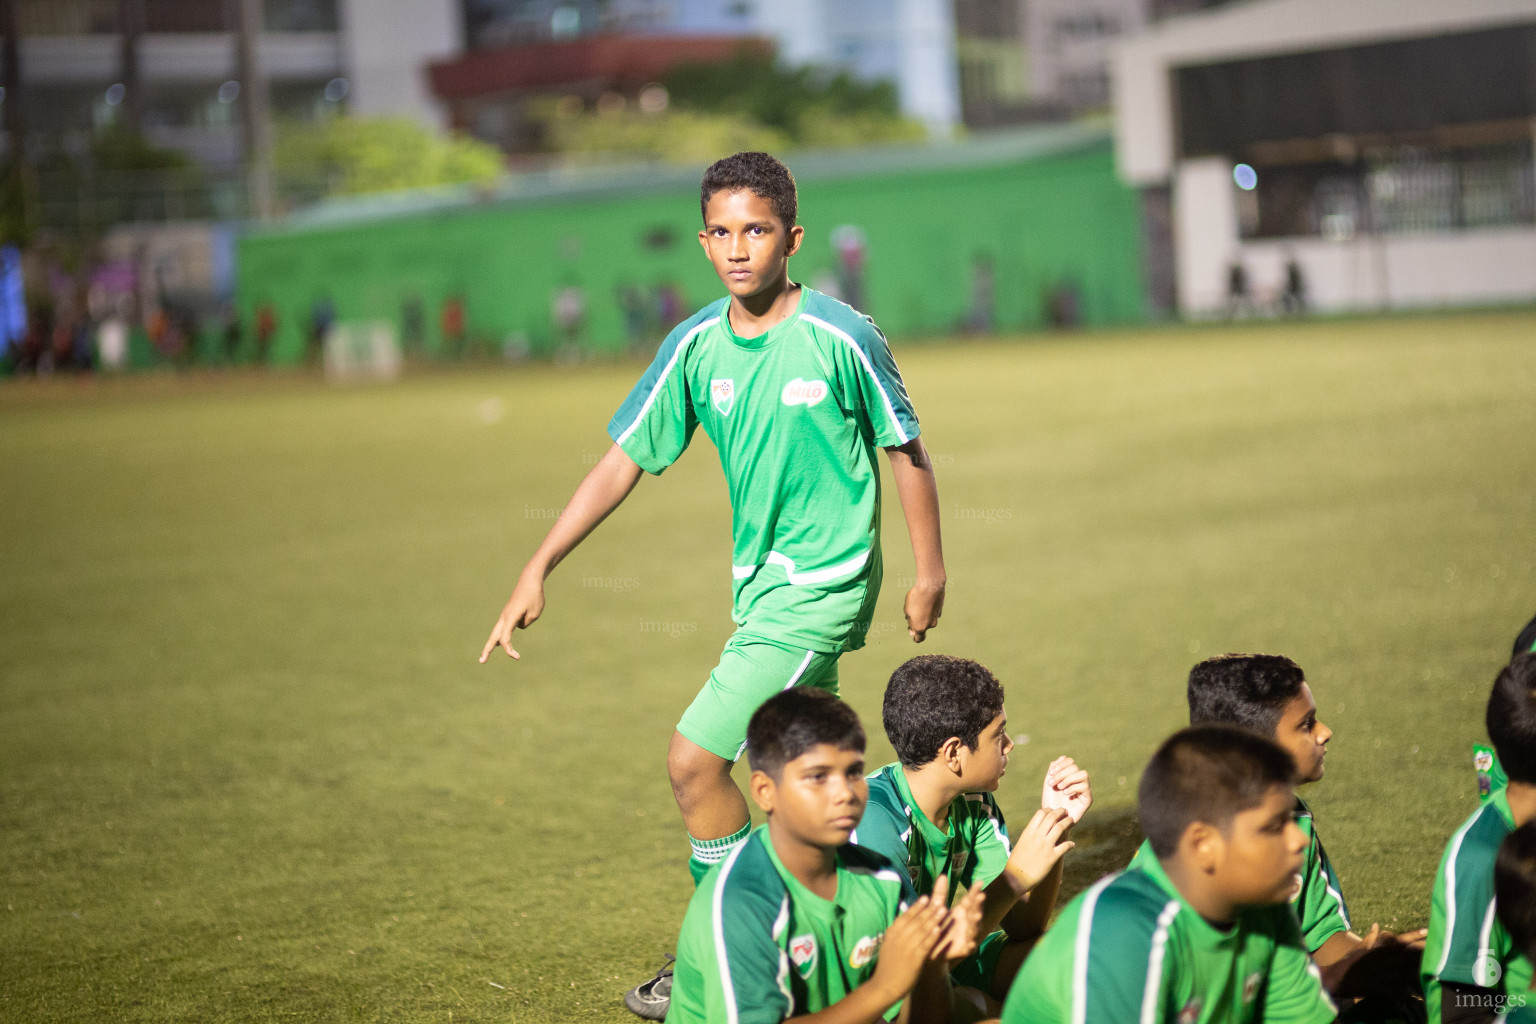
(667, 733, 731, 792)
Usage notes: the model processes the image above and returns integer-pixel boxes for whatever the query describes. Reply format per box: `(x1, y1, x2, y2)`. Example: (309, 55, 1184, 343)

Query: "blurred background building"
(1115, 0, 1536, 317)
(2, 0, 1533, 374)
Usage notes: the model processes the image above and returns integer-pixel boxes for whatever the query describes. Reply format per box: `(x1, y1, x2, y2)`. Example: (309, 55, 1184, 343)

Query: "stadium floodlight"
(1233, 164, 1258, 191)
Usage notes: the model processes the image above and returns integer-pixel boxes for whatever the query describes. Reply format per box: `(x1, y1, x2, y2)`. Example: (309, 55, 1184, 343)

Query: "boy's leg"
(671, 633, 840, 883)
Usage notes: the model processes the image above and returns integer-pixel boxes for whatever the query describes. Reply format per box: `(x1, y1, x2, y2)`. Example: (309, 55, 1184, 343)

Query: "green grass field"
(3, 311, 1535, 1022)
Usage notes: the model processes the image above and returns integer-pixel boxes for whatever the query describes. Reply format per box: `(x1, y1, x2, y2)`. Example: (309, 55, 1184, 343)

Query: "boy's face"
(698, 189, 804, 302)
(1272, 683, 1331, 784)
(957, 711, 1013, 792)
(1205, 783, 1307, 908)
(752, 743, 867, 847)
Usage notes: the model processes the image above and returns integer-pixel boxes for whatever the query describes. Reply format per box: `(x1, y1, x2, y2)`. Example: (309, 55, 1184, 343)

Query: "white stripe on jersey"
(799, 313, 911, 445)
(1140, 900, 1180, 1024)
(1072, 875, 1117, 1024)
(732, 548, 870, 586)
(1435, 804, 1491, 976)
(712, 841, 750, 1024)
(613, 317, 719, 446)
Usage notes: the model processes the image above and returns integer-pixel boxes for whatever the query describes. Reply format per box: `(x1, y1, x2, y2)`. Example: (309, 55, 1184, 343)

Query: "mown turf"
(2, 311, 1534, 1022)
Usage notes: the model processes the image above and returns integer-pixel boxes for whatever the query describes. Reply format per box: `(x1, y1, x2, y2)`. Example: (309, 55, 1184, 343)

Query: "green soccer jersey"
(1423, 787, 1535, 1021)
(854, 763, 1012, 899)
(607, 287, 920, 653)
(1129, 795, 1350, 954)
(668, 827, 917, 1024)
(1002, 854, 1336, 1024)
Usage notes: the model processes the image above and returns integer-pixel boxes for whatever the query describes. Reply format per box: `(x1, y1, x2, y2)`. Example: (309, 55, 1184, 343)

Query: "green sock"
(688, 822, 752, 886)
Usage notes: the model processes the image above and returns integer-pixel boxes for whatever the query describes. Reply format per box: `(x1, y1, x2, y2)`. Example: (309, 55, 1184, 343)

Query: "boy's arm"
(479, 443, 643, 662)
(979, 808, 1072, 938)
(884, 439, 945, 642)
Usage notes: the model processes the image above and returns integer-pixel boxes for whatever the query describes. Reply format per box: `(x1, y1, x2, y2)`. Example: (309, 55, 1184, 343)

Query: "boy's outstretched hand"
(1003, 807, 1075, 893)
(1041, 756, 1092, 824)
(479, 569, 546, 663)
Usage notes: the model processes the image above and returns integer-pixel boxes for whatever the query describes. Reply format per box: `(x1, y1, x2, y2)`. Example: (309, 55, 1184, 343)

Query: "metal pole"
(117, 0, 142, 133)
(235, 0, 273, 219)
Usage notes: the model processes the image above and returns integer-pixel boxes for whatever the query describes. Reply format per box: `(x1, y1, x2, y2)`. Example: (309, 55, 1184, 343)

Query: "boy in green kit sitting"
(668, 688, 985, 1024)
(1130, 654, 1424, 1000)
(1001, 726, 1337, 1024)
(1493, 821, 1536, 1022)
(854, 654, 1092, 1013)
(1424, 652, 1536, 1024)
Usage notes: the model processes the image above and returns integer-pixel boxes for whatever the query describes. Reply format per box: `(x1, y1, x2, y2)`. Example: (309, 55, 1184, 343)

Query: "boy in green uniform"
(1130, 654, 1424, 1000)
(1424, 653, 1536, 1023)
(854, 654, 1092, 1012)
(668, 688, 985, 1024)
(1493, 821, 1536, 1021)
(1001, 726, 1338, 1024)
(478, 152, 945, 1014)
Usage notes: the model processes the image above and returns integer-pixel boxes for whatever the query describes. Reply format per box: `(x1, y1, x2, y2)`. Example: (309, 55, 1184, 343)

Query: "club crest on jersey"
(1243, 970, 1263, 1003)
(781, 378, 829, 408)
(1177, 997, 1203, 1024)
(711, 378, 735, 415)
(789, 934, 817, 977)
(849, 932, 884, 969)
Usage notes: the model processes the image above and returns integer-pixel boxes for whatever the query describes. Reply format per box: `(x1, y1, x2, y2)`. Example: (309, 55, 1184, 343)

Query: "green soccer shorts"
(676, 632, 842, 762)
(950, 929, 1009, 995)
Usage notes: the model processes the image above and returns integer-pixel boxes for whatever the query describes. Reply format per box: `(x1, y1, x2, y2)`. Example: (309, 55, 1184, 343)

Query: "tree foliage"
(275, 117, 504, 198)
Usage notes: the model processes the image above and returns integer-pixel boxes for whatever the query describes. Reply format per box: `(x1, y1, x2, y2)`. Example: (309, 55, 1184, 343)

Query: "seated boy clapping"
(1002, 726, 1337, 1024)
(854, 654, 1090, 1013)
(667, 688, 985, 1024)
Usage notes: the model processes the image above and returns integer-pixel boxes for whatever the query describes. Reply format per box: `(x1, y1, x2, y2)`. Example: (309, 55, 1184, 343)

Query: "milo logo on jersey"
(949, 848, 970, 880)
(789, 934, 817, 978)
(781, 378, 829, 408)
(849, 931, 884, 969)
(1177, 997, 1203, 1024)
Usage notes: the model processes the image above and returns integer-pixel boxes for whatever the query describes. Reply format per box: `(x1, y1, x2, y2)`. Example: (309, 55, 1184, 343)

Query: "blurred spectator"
(97, 316, 129, 371)
(1226, 260, 1254, 319)
(616, 282, 649, 351)
(221, 304, 242, 365)
(401, 293, 426, 353)
(254, 301, 278, 364)
(655, 280, 685, 333)
(441, 293, 467, 358)
(811, 268, 843, 302)
(1046, 276, 1082, 329)
(1280, 255, 1308, 316)
(308, 295, 336, 364)
(965, 252, 995, 334)
(832, 224, 868, 313)
(552, 283, 585, 347)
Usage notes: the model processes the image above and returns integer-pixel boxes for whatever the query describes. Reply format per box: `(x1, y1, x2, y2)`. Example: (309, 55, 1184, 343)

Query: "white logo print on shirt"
(781, 378, 828, 407)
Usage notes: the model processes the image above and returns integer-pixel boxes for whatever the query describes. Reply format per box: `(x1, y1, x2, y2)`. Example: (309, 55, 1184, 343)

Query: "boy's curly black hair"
(700, 151, 797, 229)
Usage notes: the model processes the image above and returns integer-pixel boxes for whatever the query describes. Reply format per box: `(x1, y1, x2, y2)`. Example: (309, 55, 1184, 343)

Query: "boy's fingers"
(930, 874, 951, 906)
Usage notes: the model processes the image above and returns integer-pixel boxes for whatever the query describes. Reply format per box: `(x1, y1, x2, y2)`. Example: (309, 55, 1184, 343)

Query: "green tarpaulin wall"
(236, 130, 1144, 363)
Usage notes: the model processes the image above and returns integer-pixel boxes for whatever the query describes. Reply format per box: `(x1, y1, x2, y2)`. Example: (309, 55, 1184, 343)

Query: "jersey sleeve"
(1258, 906, 1339, 1024)
(964, 793, 1012, 890)
(851, 805, 913, 888)
(825, 315, 920, 448)
(701, 889, 794, 1024)
(1426, 811, 1511, 992)
(606, 320, 702, 474)
(1296, 827, 1351, 951)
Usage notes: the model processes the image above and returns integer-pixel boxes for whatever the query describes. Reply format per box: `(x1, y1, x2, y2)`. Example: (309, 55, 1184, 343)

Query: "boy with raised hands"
(853, 654, 1091, 1013)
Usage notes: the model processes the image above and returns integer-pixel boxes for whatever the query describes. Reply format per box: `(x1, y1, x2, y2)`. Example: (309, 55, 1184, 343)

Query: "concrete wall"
(338, 0, 461, 130)
(1235, 230, 1536, 314)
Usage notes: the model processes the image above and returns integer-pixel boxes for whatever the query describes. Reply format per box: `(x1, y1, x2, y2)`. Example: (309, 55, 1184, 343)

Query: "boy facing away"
(477, 152, 946, 1012)
(853, 654, 1091, 1013)
(1423, 652, 1536, 1023)
(1002, 726, 1337, 1024)
(668, 688, 984, 1024)
(1131, 654, 1424, 999)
